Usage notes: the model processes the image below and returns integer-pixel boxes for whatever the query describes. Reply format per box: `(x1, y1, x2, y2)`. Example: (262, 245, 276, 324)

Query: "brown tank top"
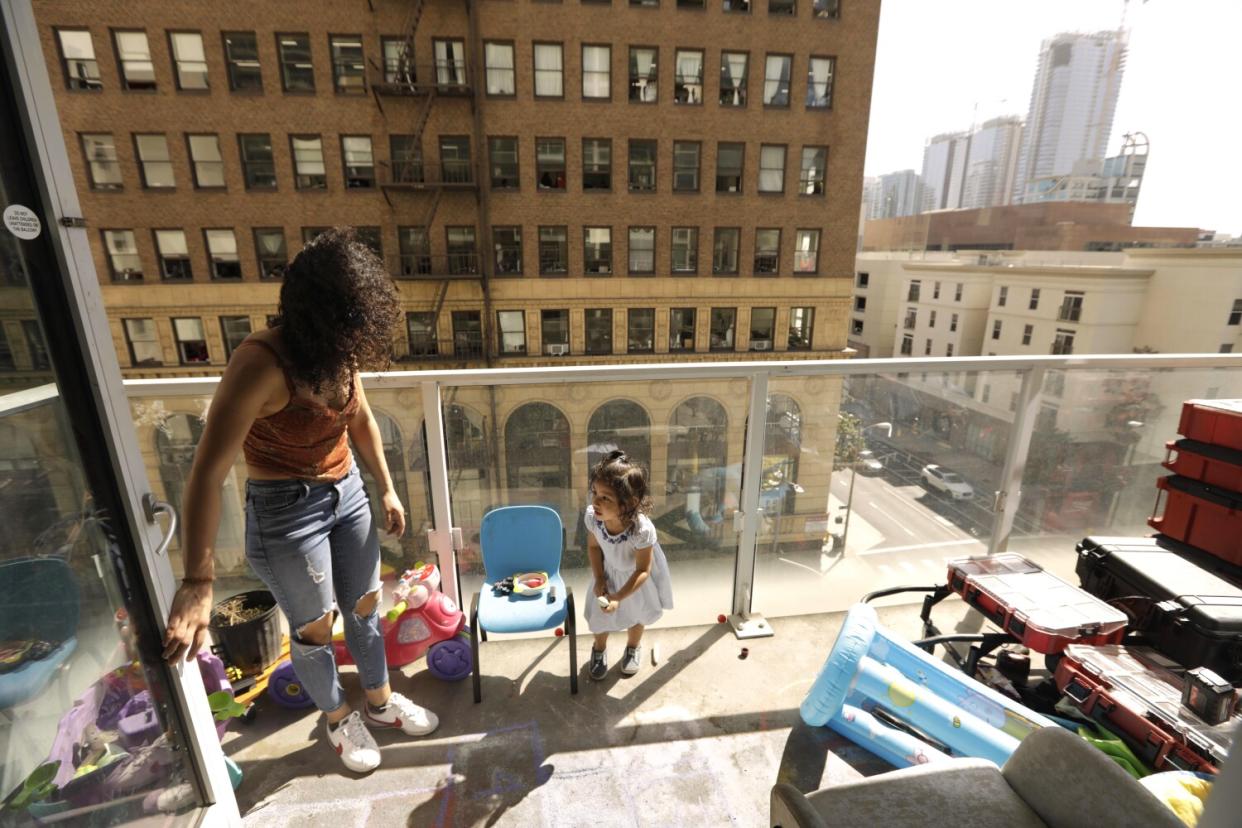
(237, 338, 359, 482)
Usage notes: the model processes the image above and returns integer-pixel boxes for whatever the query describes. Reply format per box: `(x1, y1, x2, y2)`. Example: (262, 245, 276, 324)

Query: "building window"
(1059, 291, 1084, 322)
(223, 31, 262, 91)
(355, 227, 383, 260)
(814, 0, 839, 16)
(397, 227, 430, 276)
(710, 308, 737, 351)
(433, 39, 467, 87)
(453, 311, 484, 358)
(585, 309, 613, 355)
(900, 335, 912, 356)
(124, 318, 163, 366)
(81, 134, 122, 189)
(406, 312, 437, 357)
(857, 271, 870, 288)
(851, 318, 863, 336)
(673, 141, 701, 191)
(724, 0, 751, 12)
(582, 44, 611, 98)
(716, 142, 744, 193)
(628, 139, 657, 192)
(291, 135, 326, 189)
(629, 47, 658, 102)
(947, 343, 954, 357)
(103, 230, 142, 281)
(205, 229, 242, 280)
(998, 286, 1008, 307)
(720, 51, 748, 106)
(1221, 344, 1235, 354)
(806, 56, 834, 108)
(446, 226, 477, 274)
(114, 31, 156, 90)
(187, 134, 225, 188)
(534, 42, 564, 97)
(1228, 299, 1242, 325)
(220, 316, 252, 358)
(135, 134, 175, 188)
(992, 319, 1002, 340)
(239, 134, 276, 189)
(542, 309, 570, 355)
(583, 138, 612, 189)
(381, 38, 412, 85)
(628, 308, 655, 353)
(950, 313, 958, 331)
(933, 281, 941, 299)
(799, 146, 827, 194)
(929, 310, 937, 328)
(770, 0, 795, 14)
(763, 54, 791, 106)
(342, 135, 375, 188)
(493, 226, 523, 275)
(758, 145, 785, 193)
(628, 227, 655, 274)
(56, 29, 102, 90)
(484, 42, 516, 96)
(924, 338, 932, 356)
(584, 227, 613, 274)
(439, 136, 472, 184)
(674, 49, 704, 104)
(1021, 324, 1033, 346)
(498, 310, 527, 355)
(678, 0, 706, 6)
(1029, 288, 1041, 310)
(154, 230, 192, 280)
(854, 296, 866, 312)
(713, 228, 740, 274)
(305, 226, 334, 245)
(794, 229, 820, 274)
(954, 282, 963, 301)
(789, 307, 813, 350)
(536, 137, 566, 190)
(1052, 329, 1075, 355)
(277, 33, 315, 92)
(390, 134, 423, 184)
(489, 137, 519, 189)
(539, 226, 569, 275)
(672, 227, 698, 274)
(908, 280, 921, 302)
(754, 229, 780, 275)
(254, 229, 287, 280)
(173, 317, 210, 364)
(903, 308, 916, 330)
(750, 307, 776, 350)
(329, 35, 365, 94)
(670, 308, 696, 351)
(170, 32, 208, 90)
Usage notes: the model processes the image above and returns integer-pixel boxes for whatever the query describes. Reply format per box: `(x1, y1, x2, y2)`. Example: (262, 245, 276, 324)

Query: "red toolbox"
(1179, 399, 1242, 452)
(1164, 439, 1242, 492)
(946, 553, 1128, 654)
(1055, 644, 1237, 773)
(1149, 475, 1242, 565)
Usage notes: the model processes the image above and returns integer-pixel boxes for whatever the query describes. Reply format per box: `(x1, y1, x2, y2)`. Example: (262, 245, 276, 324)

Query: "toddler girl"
(583, 450, 674, 679)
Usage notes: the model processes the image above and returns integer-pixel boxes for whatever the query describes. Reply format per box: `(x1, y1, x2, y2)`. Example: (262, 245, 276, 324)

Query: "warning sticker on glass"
(3, 204, 41, 240)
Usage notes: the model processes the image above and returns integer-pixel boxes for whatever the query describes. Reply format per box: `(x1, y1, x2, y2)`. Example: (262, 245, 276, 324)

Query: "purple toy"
(118, 691, 160, 747)
(267, 660, 315, 709)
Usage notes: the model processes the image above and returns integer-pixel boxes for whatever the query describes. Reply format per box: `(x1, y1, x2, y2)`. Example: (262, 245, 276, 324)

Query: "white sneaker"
(326, 710, 381, 773)
(364, 691, 439, 736)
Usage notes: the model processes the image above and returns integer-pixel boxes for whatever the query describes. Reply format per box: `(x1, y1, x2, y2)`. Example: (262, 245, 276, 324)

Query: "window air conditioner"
(751, 339, 772, 351)
(547, 343, 569, 356)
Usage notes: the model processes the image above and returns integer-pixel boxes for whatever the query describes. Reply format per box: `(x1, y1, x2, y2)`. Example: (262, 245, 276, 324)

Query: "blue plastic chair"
(470, 505, 577, 702)
(0, 558, 80, 711)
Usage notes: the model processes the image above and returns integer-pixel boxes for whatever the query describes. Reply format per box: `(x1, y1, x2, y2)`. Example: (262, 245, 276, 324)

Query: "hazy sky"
(864, 0, 1242, 234)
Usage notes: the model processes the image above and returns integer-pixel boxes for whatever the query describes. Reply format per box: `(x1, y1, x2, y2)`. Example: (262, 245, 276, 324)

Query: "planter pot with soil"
(209, 590, 281, 676)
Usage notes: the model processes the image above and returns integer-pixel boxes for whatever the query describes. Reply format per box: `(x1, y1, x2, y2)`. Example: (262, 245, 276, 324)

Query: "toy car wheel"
(241, 705, 258, 725)
(427, 637, 473, 682)
(267, 660, 315, 709)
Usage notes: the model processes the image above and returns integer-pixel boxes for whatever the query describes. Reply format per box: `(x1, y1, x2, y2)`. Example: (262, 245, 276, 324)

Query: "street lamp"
(837, 421, 892, 554)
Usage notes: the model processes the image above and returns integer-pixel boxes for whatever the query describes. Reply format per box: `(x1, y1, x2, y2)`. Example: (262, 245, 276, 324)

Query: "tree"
(835, 412, 866, 468)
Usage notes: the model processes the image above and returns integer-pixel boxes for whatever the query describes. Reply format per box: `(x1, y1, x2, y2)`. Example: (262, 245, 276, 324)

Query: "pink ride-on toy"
(332, 563, 473, 680)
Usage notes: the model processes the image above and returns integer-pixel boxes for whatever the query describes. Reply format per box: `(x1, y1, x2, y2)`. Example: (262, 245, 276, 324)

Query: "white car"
(921, 464, 974, 500)
(857, 450, 883, 475)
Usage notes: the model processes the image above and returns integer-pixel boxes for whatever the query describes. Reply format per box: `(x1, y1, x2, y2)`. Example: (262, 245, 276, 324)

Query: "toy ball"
(267, 661, 315, 709)
(554, 628, 564, 638)
(717, 614, 727, 624)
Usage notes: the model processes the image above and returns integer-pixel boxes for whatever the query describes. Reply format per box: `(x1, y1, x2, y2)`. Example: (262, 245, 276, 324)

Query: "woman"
(161, 228, 437, 773)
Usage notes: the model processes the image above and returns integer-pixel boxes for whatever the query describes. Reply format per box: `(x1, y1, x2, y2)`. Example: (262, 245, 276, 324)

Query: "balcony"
(7, 353, 1241, 823)
(394, 252, 481, 279)
(380, 160, 476, 191)
(367, 60, 472, 97)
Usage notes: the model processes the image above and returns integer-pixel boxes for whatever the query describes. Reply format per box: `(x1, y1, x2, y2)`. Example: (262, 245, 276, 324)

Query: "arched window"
(356, 411, 411, 560)
(586, 399, 651, 472)
(157, 413, 243, 553)
(417, 403, 491, 527)
(505, 402, 571, 491)
(764, 393, 802, 513)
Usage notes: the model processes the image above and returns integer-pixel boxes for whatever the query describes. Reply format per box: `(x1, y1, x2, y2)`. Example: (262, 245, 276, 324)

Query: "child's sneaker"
(326, 711, 381, 773)
(621, 645, 642, 676)
(589, 648, 608, 680)
(364, 691, 439, 736)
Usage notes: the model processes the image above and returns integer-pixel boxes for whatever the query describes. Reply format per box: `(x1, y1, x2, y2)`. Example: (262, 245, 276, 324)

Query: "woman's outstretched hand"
(382, 490, 406, 537)
(162, 581, 213, 664)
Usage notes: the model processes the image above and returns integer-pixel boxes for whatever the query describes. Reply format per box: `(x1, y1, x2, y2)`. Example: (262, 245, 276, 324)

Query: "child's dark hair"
(589, 449, 653, 530)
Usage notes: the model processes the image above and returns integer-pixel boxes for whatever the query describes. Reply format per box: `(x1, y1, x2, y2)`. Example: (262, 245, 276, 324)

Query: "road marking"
(777, 557, 824, 577)
(859, 538, 985, 556)
(868, 501, 917, 537)
(900, 561, 916, 574)
(935, 515, 953, 527)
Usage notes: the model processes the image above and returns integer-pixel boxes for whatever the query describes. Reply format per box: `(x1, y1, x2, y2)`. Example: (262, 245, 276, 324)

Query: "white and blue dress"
(583, 505, 675, 633)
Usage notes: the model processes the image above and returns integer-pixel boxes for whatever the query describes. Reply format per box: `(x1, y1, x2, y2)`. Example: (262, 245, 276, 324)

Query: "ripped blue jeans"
(244, 463, 387, 713)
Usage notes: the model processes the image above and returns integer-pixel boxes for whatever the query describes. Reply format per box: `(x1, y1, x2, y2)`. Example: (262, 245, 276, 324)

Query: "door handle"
(142, 493, 178, 557)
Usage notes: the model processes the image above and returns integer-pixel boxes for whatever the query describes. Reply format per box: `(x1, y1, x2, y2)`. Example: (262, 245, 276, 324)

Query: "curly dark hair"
(269, 227, 400, 394)
(589, 449, 653, 531)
